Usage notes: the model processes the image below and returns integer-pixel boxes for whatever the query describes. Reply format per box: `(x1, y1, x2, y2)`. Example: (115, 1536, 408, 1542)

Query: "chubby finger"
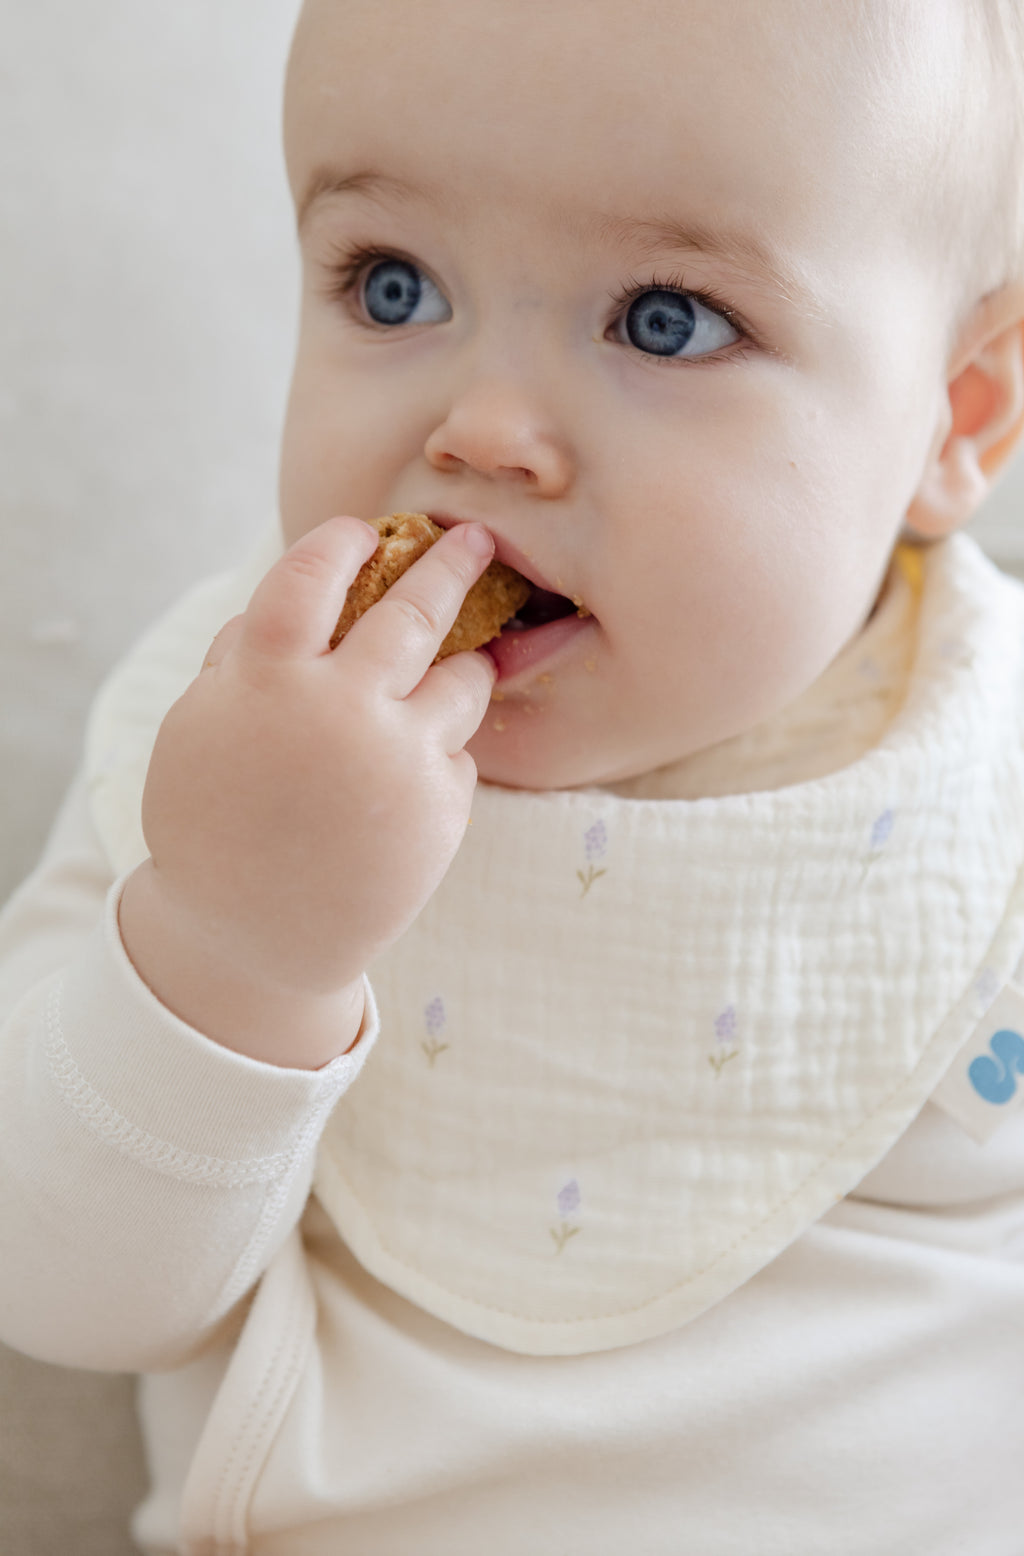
(342, 523, 495, 698)
(240, 516, 380, 661)
(413, 648, 499, 752)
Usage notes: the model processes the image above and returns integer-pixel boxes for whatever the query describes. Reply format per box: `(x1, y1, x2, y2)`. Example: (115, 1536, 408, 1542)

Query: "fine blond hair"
(944, 0, 1024, 337)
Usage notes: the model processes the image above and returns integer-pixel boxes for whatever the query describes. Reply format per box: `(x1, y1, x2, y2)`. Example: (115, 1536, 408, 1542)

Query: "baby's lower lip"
(483, 611, 594, 681)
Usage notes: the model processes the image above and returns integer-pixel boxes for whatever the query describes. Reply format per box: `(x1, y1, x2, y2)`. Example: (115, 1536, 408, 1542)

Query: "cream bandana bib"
(86, 530, 1024, 1355)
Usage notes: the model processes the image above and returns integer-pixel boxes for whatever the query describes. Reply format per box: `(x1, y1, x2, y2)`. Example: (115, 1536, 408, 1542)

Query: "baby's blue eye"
(362, 259, 450, 326)
(622, 288, 738, 358)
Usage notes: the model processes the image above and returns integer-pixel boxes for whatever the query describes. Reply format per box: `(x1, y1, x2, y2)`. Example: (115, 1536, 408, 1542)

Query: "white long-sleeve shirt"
(3, 530, 1024, 1555)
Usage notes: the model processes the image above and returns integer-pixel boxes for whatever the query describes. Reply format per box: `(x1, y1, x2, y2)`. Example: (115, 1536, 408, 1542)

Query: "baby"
(3, 0, 1024, 1550)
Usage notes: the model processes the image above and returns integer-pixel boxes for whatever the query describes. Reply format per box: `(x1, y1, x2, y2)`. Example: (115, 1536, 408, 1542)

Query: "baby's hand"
(118, 516, 497, 1068)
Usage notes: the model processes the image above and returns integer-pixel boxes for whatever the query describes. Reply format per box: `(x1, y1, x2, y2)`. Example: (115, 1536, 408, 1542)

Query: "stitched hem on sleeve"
(42, 875, 379, 1183)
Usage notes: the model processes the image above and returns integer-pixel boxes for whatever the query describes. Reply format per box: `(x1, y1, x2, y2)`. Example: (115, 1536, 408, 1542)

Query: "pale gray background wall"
(2, 0, 1024, 915)
(1, 9, 302, 1551)
(1, 0, 303, 905)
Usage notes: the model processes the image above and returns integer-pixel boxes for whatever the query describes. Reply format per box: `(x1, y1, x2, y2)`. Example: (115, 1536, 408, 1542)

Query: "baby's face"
(280, 0, 958, 789)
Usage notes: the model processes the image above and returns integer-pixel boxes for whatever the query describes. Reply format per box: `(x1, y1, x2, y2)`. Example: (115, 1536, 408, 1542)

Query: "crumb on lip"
(571, 594, 591, 618)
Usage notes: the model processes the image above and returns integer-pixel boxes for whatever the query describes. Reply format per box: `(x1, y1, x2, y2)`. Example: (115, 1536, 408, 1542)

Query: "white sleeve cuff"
(45, 872, 380, 1180)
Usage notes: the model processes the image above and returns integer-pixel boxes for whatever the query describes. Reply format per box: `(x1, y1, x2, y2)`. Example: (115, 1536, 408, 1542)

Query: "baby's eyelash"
(608, 272, 760, 365)
(317, 245, 762, 364)
(318, 241, 407, 305)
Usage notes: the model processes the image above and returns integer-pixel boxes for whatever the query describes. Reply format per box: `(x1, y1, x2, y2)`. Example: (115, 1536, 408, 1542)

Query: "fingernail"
(460, 523, 494, 558)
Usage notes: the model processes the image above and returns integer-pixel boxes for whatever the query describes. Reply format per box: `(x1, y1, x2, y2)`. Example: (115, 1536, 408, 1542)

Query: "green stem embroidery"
(577, 865, 608, 897)
(708, 1048, 739, 1077)
(421, 1039, 450, 1067)
(550, 1222, 581, 1253)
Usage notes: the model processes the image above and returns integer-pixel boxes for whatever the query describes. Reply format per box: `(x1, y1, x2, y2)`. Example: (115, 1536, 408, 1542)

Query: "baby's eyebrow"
(297, 167, 828, 323)
(595, 213, 829, 321)
(296, 168, 423, 232)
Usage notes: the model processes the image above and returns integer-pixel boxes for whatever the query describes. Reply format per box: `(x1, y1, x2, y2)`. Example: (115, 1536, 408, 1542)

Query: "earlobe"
(904, 430, 991, 539)
(904, 283, 1024, 541)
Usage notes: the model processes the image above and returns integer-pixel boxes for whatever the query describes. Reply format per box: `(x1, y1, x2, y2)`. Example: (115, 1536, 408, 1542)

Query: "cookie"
(329, 513, 531, 658)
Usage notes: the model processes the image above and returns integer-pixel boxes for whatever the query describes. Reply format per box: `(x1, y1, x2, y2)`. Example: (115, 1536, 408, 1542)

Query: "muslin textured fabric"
(2, 526, 1024, 1551)
(83, 527, 1024, 1353)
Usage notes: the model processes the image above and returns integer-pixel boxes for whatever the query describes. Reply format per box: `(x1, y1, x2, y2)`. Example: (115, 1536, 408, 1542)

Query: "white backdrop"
(1, 0, 303, 902)
(2, 0, 1023, 905)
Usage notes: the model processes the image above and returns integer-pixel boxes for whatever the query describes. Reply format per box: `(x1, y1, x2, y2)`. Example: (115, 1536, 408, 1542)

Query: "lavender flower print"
(577, 819, 609, 897)
(421, 996, 449, 1066)
(974, 967, 1001, 1012)
(860, 807, 897, 883)
(557, 1180, 581, 1217)
(870, 809, 896, 849)
(708, 1005, 740, 1076)
(551, 1179, 582, 1252)
(938, 636, 974, 669)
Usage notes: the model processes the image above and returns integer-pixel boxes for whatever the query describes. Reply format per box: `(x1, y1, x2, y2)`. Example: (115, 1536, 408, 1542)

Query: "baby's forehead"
(289, 0, 965, 167)
(287, 0, 972, 311)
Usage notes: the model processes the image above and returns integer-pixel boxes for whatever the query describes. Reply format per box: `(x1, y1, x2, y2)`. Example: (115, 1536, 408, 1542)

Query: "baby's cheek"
(633, 566, 810, 742)
(279, 408, 336, 545)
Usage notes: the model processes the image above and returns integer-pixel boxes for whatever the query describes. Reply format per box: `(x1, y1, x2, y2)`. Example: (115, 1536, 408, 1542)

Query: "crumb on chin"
(493, 718, 507, 733)
(584, 659, 596, 674)
(490, 688, 505, 702)
(538, 672, 554, 685)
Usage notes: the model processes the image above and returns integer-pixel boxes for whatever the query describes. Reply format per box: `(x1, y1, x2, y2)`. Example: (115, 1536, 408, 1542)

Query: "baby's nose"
(424, 378, 574, 495)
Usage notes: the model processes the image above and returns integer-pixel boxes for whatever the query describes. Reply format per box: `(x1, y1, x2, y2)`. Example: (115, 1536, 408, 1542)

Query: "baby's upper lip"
(427, 512, 566, 598)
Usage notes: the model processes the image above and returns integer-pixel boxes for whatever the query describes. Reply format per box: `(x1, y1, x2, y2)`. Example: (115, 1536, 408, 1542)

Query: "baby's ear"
(905, 279, 1024, 539)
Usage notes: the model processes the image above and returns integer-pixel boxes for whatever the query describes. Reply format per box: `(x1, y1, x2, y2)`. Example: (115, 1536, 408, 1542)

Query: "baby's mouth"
(423, 512, 592, 673)
(502, 583, 581, 632)
(485, 579, 594, 682)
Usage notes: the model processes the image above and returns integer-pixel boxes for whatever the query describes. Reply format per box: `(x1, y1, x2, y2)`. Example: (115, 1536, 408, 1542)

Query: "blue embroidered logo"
(968, 1028, 1024, 1105)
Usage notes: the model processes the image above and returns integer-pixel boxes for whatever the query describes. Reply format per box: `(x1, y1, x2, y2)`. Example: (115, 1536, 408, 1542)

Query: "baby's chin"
(467, 722, 707, 794)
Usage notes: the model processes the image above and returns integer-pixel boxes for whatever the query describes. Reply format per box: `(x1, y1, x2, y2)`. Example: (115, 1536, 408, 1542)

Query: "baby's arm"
(0, 517, 495, 1371)
(119, 515, 497, 1069)
(0, 768, 367, 1374)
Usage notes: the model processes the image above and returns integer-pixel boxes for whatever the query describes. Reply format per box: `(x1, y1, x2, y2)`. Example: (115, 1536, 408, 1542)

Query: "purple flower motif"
(975, 967, 1001, 1008)
(584, 820, 608, 863)
(424, 996, 446, 1038)
(869, 808, 896, 851)
(714, 1005, 737, 1045)
(556, 1179, 581, 1218)
(577, 821, 610, 897)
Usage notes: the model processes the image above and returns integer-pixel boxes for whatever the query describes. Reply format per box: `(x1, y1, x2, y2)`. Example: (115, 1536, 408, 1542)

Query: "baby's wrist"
(118, 863, 366, 1070)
